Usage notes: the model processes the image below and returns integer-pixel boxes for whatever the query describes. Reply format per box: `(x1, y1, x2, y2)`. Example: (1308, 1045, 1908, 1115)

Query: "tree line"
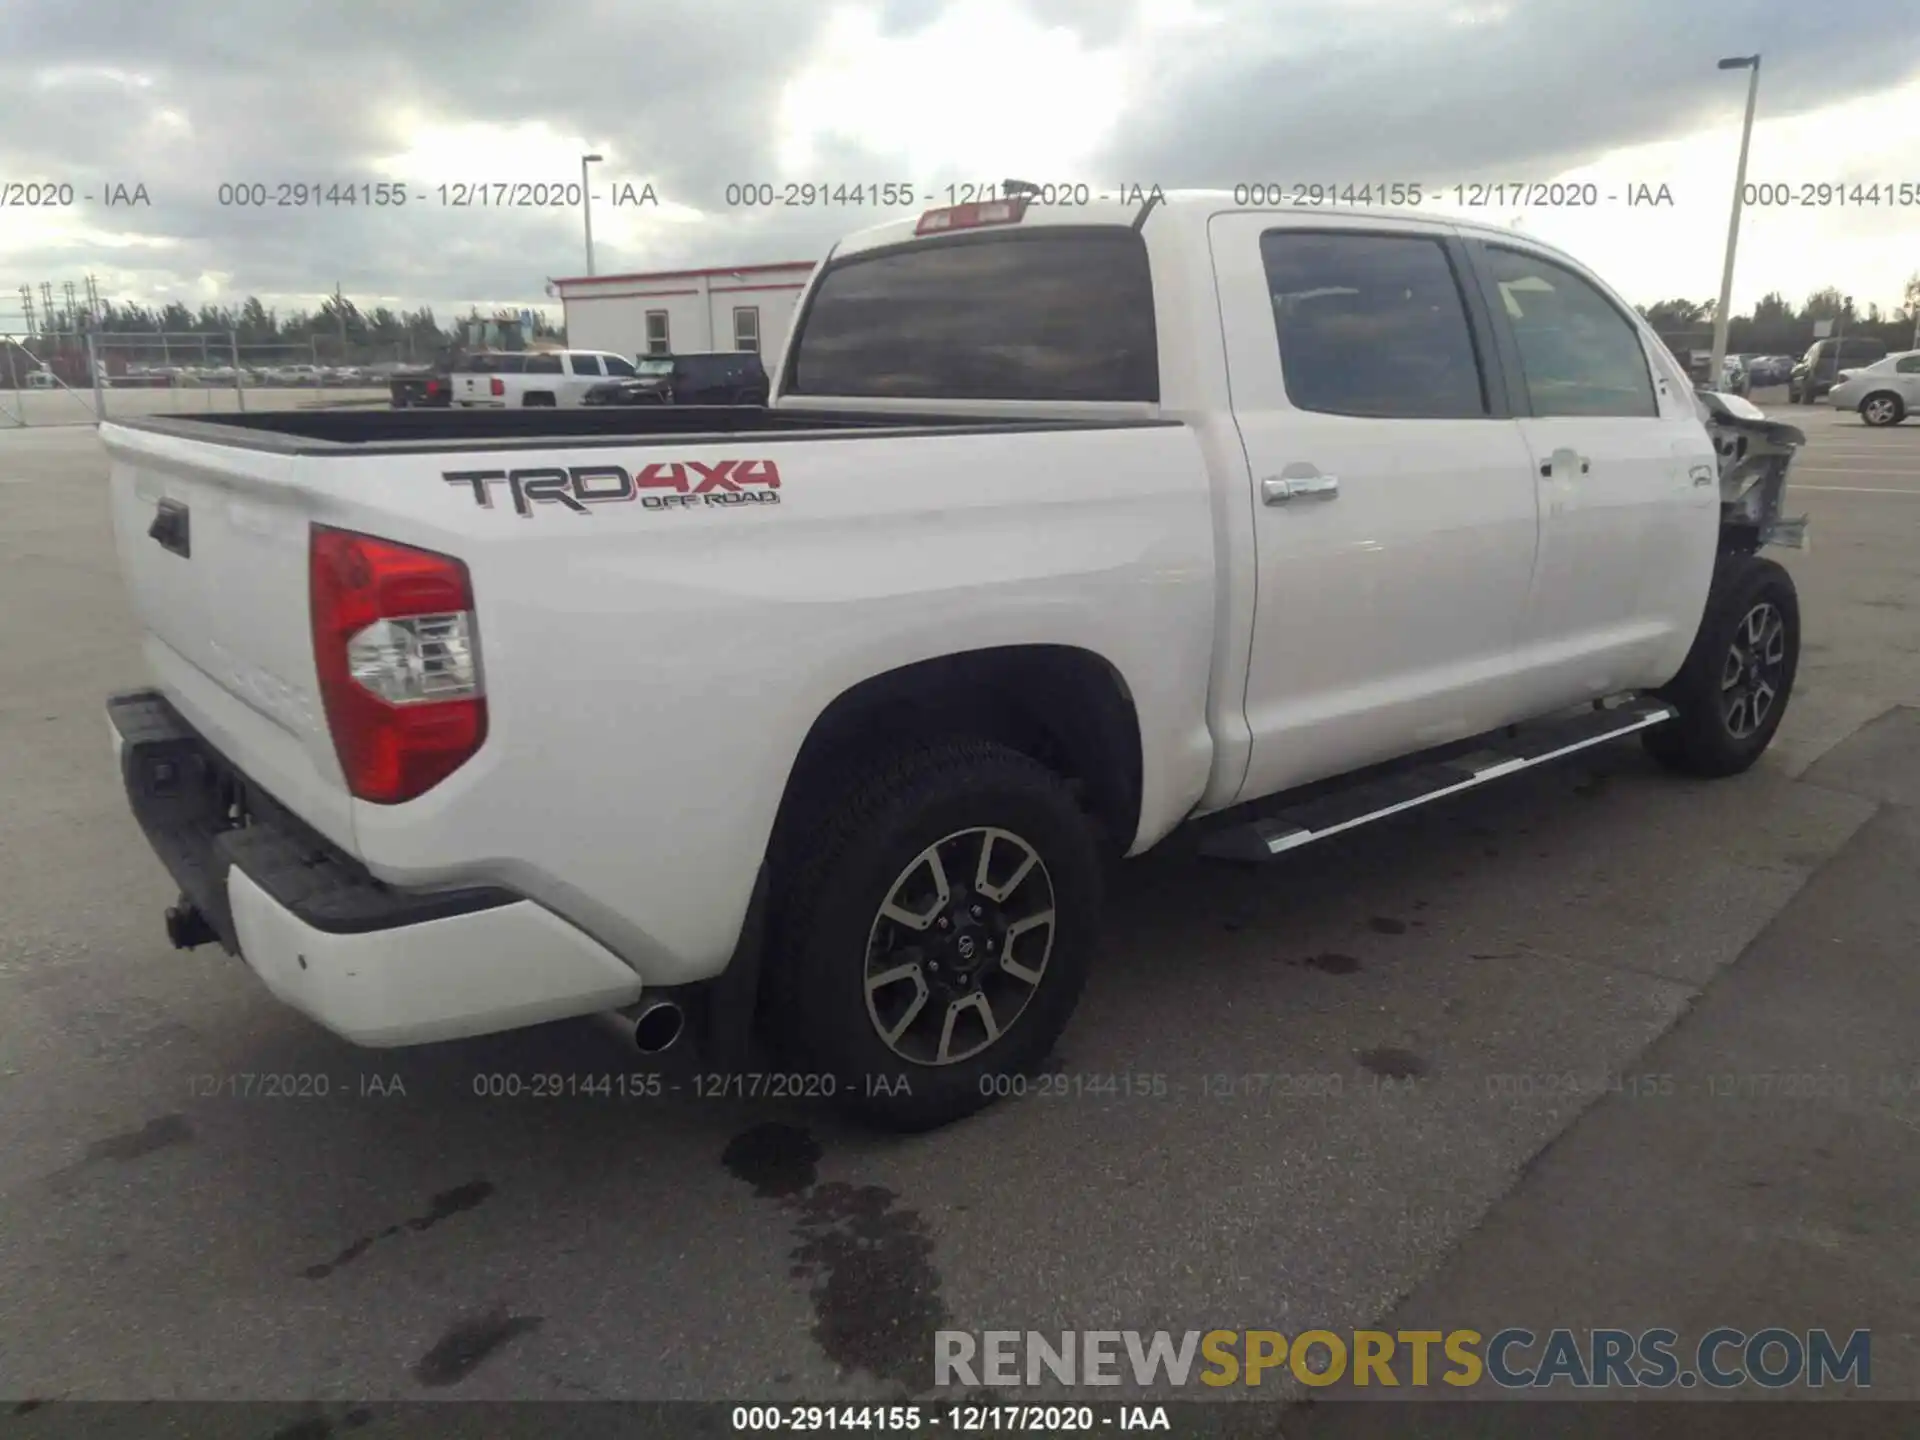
(1639, 274, 1920, 353)
(20, 294, 565, 356)
(19, 270, 1920, 358)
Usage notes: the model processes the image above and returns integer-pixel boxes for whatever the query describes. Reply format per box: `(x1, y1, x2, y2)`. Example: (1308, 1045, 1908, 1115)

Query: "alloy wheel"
(1720, 601, 1788, 739)
(863, 826, 1056, 1066)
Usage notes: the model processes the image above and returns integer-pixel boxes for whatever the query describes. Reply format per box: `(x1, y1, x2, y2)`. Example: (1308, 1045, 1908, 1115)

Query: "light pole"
(581, 153, 603, 276)
(1709, 54, 1761, 384)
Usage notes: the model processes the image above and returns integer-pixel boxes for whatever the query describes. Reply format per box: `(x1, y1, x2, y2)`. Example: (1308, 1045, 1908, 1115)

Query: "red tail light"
(490, 376, 504, 396)
(309, 525, 486, 804)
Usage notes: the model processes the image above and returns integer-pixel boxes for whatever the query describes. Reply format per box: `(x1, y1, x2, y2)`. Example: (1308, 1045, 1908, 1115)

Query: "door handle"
(1538, 448, 1590, 478)
(1262, 474, 1340, 504)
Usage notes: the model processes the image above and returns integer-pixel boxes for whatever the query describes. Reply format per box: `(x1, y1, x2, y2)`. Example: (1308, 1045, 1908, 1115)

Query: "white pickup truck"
(450, 348, 643, 408)
(102, 192, 1809, 1129)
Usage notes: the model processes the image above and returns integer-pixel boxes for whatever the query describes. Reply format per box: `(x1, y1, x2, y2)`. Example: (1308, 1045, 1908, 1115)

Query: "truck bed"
(113, 406, 1177, 455)
(99, 405, 1218, 992)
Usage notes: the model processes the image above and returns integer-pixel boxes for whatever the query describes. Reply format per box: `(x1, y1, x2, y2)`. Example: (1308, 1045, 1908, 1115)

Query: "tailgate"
(454, 373, 491, 404)
(102, 422, 360, 854)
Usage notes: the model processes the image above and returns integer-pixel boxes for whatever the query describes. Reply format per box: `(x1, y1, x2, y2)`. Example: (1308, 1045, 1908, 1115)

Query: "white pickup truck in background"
(452, 348, 644, 408)
(101, 192, 1808, 1129)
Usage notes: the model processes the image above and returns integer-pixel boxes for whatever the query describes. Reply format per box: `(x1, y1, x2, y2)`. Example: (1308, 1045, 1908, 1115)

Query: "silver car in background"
(1828, 350, 1920, 427)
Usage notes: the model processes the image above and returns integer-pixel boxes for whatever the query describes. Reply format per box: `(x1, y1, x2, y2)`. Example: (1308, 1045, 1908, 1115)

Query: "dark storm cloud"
(1098, 0, 1920, 186)
(2, 0, 1916, 317)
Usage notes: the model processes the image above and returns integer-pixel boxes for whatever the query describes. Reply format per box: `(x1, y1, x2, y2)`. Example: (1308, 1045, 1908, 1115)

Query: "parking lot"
(1, 383, 391, 427)
(0, 404, 1916, 1416)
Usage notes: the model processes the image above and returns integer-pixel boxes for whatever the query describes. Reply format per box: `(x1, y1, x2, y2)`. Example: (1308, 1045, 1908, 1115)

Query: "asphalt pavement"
(0, 401, 1916, 1419)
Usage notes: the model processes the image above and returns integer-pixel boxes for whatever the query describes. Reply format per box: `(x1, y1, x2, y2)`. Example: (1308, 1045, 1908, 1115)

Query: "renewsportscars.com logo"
(445, 459, 782, 518)
(933, 1328, 1871, 1391)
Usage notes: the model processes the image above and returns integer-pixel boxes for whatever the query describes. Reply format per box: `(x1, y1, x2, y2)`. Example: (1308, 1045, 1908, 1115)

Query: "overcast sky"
(3, 0, 1919, 332)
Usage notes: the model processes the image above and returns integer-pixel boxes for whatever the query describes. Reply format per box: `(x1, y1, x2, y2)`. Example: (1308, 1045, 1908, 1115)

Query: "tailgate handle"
(148, 499, 191, 558)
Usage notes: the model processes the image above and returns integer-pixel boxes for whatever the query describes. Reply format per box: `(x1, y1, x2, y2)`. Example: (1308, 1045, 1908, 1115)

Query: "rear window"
(785, 228, 1158, 402)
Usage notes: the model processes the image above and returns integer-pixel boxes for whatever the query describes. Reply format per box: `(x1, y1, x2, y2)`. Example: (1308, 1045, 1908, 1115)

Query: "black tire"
(1643, 554, 1799, 778)
(523, 392, 556, 407)
(768, 740, 1103, 1132)
(1860, 391, 1906, 427)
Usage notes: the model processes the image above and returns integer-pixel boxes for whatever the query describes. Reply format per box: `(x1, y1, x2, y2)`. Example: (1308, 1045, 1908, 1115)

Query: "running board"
(1197, 699, 1675, 863)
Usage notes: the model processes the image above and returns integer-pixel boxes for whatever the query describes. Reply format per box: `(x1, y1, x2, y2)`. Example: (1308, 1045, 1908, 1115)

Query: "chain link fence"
(1, 329, 398, 426)
(1, 331, 100, 426)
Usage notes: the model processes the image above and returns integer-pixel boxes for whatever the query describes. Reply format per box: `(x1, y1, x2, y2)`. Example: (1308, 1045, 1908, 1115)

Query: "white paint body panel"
(1489, 239, 1721, 713)
(105, 421, 1218, 995)
(227, 868, 643, 1046)
(103, 192, 1724, 1047)
(1207, 209, 1544, 798)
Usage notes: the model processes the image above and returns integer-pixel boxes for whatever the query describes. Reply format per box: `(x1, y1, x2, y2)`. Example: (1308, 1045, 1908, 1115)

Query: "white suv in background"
(1827, 350, 1920, 427)
(452, 349, 642, 408)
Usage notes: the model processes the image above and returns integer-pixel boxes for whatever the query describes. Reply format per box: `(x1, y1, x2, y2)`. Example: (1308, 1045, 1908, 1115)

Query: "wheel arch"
(766, 644, 1145, 874)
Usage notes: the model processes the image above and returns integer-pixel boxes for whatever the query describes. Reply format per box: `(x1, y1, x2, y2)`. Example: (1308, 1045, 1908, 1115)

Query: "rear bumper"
(107, 689, 643, 1046)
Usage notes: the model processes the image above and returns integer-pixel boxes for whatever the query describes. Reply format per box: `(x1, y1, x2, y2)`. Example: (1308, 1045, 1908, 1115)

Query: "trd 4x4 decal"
(444, 460, 781, 518)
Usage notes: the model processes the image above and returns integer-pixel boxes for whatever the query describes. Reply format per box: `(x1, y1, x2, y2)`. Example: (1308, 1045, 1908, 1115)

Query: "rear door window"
(570, 354, 604, 375)
(786, 228, 1158, 401)
(524, 352, 562, 374)
(1259, 230, 1488, 418)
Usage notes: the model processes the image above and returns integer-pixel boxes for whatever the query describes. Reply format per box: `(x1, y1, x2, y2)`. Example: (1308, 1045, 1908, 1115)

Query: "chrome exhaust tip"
(593, 997, 685, 1055)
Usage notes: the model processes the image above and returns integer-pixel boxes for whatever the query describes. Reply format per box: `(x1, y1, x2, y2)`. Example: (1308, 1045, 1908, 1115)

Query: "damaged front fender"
(1696, 388, 1811, 553)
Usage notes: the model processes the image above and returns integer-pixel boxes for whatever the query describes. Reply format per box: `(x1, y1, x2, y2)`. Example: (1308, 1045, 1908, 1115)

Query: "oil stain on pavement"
(412, 1309, 545, 1388)
(722, 1120, 821, 1197)
(1357, 1047, 1429, 1080)
(42, 1113, 195, 1194)
(303, 1178, 494, 1279)
(84, 1113, 193, 1162)
(725, 1121, 949, 1389)
(1301, 953, 1362, 975)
